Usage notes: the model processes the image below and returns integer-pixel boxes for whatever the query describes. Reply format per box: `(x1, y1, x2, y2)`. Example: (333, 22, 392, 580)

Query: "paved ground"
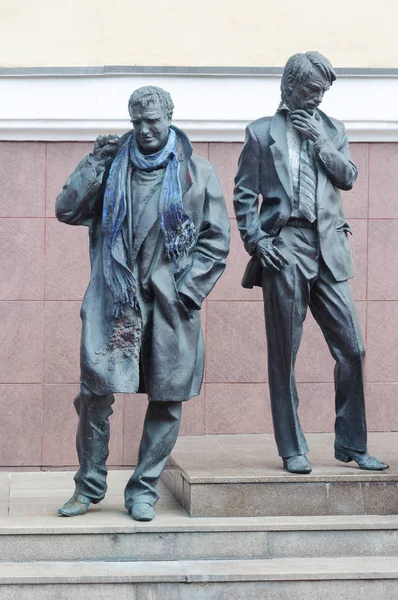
(0, 471, 183, 523)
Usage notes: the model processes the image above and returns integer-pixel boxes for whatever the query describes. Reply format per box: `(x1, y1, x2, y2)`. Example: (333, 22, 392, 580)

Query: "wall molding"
(1, 119, 397, 143)
(1, 66, 398, 77)
(0, 73, 397, 142)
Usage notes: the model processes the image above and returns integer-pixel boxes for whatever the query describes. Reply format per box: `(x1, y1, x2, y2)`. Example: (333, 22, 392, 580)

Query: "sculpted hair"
(281, 52, 336, 103)
(128, 86, 174, 120)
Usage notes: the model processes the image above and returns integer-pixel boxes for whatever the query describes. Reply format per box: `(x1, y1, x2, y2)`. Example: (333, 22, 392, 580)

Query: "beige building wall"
(0, 0, 396, 68)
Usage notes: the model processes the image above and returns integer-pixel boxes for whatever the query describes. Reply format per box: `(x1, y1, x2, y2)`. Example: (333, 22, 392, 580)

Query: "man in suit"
(56, 86, 229, 519)
(234, 52, 387, 474)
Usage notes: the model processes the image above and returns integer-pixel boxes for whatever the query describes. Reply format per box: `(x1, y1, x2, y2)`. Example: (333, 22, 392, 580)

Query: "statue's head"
(280, 52, 336, 115)
(128, 86, 174, 154)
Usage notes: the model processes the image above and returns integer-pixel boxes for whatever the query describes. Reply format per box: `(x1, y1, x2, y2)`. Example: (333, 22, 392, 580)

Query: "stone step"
(163, 432, 398, 517)
(2, 557, 398, 599)
(1, 514, 398, 562)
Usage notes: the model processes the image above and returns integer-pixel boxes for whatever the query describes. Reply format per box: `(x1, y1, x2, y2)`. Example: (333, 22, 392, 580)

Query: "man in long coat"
(56, 86, 230, 520)
(234, 52, 387, 474)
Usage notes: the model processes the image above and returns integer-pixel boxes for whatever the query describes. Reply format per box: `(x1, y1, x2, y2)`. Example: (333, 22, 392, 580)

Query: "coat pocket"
(173, 275, 195, 320)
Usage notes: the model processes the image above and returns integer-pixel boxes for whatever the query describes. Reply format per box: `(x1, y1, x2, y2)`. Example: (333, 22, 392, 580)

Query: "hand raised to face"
(290, 110, 323, 142)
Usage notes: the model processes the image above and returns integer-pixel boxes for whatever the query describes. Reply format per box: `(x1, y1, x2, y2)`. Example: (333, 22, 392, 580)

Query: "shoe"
(335, 447, 389, 471)
(58, 492, 93, 517)
(282, 454, 312, 474)
(129, 502, 155, 521)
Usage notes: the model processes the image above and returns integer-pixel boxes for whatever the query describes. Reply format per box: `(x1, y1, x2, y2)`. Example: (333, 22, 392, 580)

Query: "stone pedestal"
(162, 432, 398, 517)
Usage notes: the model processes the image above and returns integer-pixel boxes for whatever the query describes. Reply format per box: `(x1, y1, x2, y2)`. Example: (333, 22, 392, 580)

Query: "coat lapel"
(270, 111, 293, 203)
(315, 110, 339, 207)
(177, 135, 193, 198)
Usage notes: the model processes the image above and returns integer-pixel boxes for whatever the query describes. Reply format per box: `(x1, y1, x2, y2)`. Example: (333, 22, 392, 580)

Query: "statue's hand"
(93, 135, 120, 160)
(256, 237, 289, 271)
(290, 110, 325, 144)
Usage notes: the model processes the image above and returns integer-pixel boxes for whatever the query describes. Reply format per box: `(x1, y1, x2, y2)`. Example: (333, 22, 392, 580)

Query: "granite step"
(1, 514, 398, 562)
(1, 467, 398, 562)
(163, 432, 398, 517)
(2, 557, 398, 599)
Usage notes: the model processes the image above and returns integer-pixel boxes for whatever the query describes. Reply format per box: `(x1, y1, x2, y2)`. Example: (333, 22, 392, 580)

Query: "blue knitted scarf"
(102, 128, 196, 317)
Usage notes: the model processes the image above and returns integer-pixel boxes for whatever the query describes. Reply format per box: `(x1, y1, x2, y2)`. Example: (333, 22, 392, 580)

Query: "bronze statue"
(56, 86, 230, 520)
(234, 52, 388, 474)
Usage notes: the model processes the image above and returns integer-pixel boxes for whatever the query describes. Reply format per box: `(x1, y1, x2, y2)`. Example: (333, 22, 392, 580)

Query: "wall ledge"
(0, 72, 397, 142)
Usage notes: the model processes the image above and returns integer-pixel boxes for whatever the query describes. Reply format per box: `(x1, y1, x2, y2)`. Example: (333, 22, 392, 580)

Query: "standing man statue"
(56, 86, 230, 520)
(234, 52, 388, 474)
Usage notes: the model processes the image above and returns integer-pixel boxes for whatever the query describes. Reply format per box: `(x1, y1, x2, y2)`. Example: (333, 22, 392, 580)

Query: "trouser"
(262, 225, 367, 458)
(73, 384, 182, 509)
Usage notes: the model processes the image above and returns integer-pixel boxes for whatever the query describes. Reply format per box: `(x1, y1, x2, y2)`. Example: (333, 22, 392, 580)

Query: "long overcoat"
(56, 127, 230, 401)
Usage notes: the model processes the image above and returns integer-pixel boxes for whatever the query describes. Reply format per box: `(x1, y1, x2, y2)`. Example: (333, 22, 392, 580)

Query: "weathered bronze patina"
(234, 52, 388, 474)
(56, 86, 230, 520)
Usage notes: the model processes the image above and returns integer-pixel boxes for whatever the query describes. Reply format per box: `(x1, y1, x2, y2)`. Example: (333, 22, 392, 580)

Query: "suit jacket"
(233, 109, 357, 288)
(56, 126, 230, 399)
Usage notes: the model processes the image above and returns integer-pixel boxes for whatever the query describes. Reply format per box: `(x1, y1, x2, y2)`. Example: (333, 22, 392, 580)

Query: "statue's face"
(129, 101, 171, 153)
(288, 76, 329, 115)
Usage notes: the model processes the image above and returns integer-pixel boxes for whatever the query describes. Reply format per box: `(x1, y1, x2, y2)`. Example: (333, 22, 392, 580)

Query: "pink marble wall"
(0, 140, 396, 467)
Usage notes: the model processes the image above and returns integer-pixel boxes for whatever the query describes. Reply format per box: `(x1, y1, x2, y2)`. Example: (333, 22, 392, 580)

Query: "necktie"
(298, 140, 317, 223)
